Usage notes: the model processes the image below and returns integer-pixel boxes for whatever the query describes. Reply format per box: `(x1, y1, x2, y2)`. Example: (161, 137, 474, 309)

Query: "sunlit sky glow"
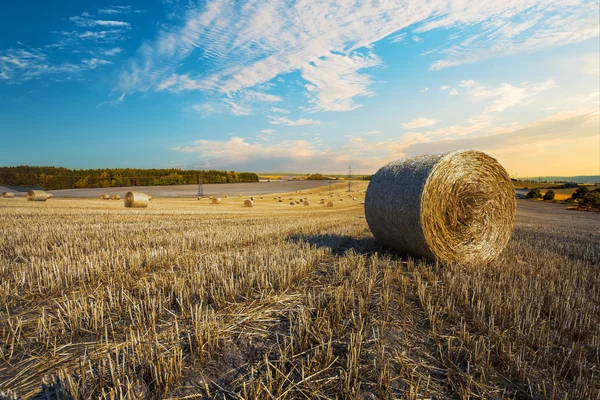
(1, 0, 599, 176)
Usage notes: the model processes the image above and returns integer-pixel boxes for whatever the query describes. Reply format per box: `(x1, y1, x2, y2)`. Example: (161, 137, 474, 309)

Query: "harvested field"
(0, 182, 598, 399)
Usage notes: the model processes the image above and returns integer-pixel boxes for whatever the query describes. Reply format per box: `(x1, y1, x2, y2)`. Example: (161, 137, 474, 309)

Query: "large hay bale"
(124, 191, 149, 208)
(244, 199, 254, 207)
(212, 197, 222, 204)
(365, 150, 515, 264)
(2, 192, 15, 198)
(100, 194, 110, 200)
(111, 194, 121, 200)
(27, 190, 48, 202)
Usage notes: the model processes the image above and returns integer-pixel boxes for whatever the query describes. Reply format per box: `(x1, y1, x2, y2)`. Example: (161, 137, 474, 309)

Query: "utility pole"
(197, 171, 204, 197)
(347, 164, 352, 192)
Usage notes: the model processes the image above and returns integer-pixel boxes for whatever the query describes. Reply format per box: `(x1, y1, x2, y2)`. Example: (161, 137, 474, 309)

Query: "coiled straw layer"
(365, 150, 515, 264)
(124, 192, 149, 208)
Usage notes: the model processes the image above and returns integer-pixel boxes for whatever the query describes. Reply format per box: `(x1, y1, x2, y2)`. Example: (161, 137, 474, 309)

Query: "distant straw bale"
(111, 194, 120, 200)
(100, 194, 110, 200)
(2, 192, 15, 198)
(212, 197, 222, 204)
(124, 192, 149, 208)
(27, 190, 48, 202)
(364, 149, 515, 264)
(326, 201, 334, 207)
(304, 200, 310, 206)
(244, 199, 254, 207)
(290, 201, 295, 205)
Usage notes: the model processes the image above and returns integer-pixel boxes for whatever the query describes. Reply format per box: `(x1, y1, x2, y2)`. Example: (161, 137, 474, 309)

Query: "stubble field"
(1, 182, 599, 399)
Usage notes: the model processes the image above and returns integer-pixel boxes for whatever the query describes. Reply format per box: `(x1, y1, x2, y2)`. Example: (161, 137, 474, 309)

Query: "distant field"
(0, 181, 333, 199)
(1, 183, 599, 398)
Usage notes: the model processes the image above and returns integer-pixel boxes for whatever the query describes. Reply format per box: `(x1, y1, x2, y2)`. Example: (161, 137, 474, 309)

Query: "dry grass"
(0, 181, 598, 399)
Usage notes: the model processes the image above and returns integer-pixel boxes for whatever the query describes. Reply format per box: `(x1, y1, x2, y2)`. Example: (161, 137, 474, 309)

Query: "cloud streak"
(118, 0, 598, 111)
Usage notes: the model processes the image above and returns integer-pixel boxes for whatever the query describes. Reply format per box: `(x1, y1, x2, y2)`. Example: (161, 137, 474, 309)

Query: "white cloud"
(268, 116, 321, 126)
(271, 107, 289, 114)
(366, 130, 382, 135)
(97, 6, 145, 15)
(225, 100, 251, 116)
(117, 0, 598, 111)
(103, 47, 123, 56)
(69, 16, 130, 28)
(449, 88, 458, 96)
(419, 87, 429, 92)
(401, 117, 440, 129)
(461, 79, 554, 113)
(260, 129, 276, 134)
(440, 85, 449, 90)
(411, 36, 423, 43)
(390, 33, 406, 43)
(170, 110, 599, 174)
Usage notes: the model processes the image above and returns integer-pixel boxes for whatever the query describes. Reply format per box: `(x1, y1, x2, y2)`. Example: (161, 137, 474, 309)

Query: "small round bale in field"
(250, 196, 255, 201)
(290, 201, 295, 205)
(326, 201, 334, 207)
(111, 194, 121, 200)
(124, 191, 149, 208)
(2, 192, 15, 198)
(27, 190, 48, 202)
(304, 200, 310, 206)
(148, 195, 153, 201)
(212, 197, 222, 204)
(364, 149, 515, 264)
(320, 198, 325, 204)
(244, 199, 254, 207)
(279, 199, 283, 202)
(100, 194, 110, 200)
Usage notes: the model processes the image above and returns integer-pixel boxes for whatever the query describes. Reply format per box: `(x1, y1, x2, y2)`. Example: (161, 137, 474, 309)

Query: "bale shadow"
(287, 233, 384, 257)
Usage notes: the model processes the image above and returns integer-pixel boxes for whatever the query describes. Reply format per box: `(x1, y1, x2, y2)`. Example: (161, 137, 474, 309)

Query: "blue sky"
(0, 0, 598, 176)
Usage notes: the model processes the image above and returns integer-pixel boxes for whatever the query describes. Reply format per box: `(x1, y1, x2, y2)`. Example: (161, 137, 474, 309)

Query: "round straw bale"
(111, 194, 121, 200)
(2, 192, 15, 198)
(279, 199, 283, 202)
(290, 201, 295, 205)
(304, 200, 310, 206)
(212, 197, 222, 204)
(27, 190, 48, 202)
(250, 196, 255, 201)
(100, 194, 110, 200)
(244, 199, 254, 207)
(47, 193, 54, 198)
(364, 150, 515, 264)
(124, 191, 149, 208)
(353, 197, 356, 201)
(320, 198, 325, 204)
(326, 201, 334, 207)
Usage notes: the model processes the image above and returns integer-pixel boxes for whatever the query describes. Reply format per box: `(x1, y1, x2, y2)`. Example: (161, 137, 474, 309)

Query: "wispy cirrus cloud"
(459, 78, 554, 113)
(401, 118, 440, 129)
(118, 0, 598, 112)
(69, 15, 130, 28)
(267, 116, 321, 126)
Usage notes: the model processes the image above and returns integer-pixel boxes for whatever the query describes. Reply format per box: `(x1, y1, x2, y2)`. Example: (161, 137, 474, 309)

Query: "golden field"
(0, 182, 599, 399)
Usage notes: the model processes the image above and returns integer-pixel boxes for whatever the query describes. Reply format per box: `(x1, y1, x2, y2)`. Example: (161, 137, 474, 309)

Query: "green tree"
(543, 190, 555, 201)
(526, 188, 542, 199)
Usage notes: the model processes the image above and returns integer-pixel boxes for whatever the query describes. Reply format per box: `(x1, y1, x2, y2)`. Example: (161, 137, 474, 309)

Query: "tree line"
(0, 166, 259, 190)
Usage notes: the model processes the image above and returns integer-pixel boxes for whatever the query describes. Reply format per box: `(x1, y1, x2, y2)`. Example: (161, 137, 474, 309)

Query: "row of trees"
(526, 186, 600, 209)
(0, 166, 259, 190)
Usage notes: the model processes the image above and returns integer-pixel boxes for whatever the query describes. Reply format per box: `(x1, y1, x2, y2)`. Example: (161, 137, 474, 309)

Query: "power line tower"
(197, 171, 204, 197)
(347, 164, 352, 192)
